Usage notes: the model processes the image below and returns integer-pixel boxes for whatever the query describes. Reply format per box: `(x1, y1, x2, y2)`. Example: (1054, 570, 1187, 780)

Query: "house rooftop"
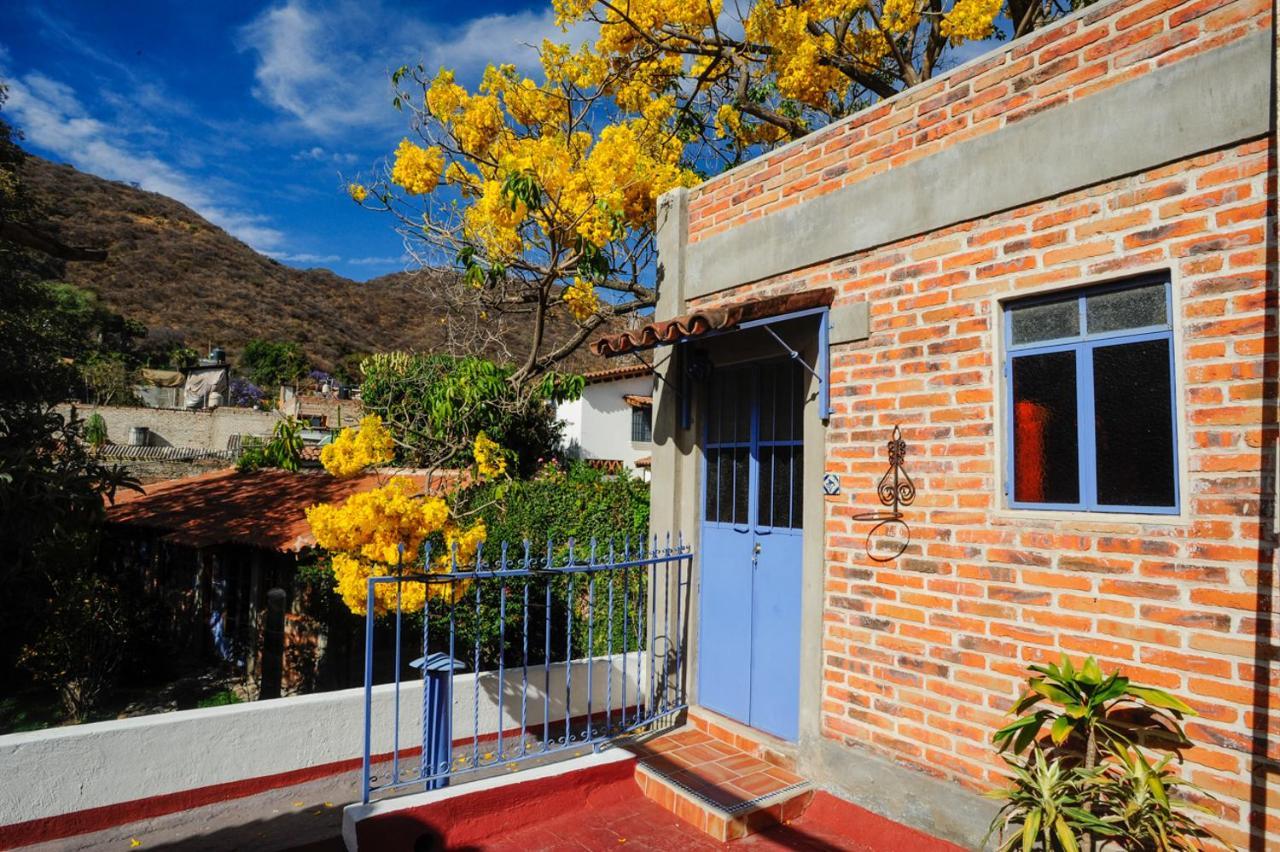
(106, 468, 457, 552)
(580, 361, 652, 384)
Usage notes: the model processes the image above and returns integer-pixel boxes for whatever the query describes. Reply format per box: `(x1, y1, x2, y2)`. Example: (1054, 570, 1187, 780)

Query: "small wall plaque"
(822, 473, 841, 496)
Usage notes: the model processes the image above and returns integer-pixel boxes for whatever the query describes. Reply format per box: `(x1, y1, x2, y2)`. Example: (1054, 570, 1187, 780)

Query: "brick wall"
(686, 0, 1269, 244)
(678, 0, 1276, 845)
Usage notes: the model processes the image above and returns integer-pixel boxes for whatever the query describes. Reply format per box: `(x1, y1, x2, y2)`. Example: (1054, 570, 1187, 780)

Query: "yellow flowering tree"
(553, 0, 1080, 165)
(348, 0, 1085, 374)
(352, 45, 700, 384)
(305, 420, 509, 615)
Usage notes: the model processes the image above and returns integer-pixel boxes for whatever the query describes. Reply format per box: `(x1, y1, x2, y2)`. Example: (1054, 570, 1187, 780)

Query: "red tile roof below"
(106, 468, 463, 552)
(581, 361, 653, 384)
(590, 288, 834, 357)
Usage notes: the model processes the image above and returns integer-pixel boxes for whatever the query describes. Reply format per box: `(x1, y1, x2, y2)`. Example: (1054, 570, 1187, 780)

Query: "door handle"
(753, 542, 762, 555)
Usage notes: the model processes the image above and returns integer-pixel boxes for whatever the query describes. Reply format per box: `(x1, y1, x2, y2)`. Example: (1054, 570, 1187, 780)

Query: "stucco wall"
(557, 374, 654, 466)
(650, 0, 1277, 846)
(0, 654, 638, 829)
(62, 404, 280, 452)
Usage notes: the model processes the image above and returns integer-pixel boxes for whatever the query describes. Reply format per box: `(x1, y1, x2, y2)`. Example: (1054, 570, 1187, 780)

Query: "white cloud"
(4, 71, 286, 251)
(348, 255, 406, 266)
(269, 251, 342, 264)
(293, 145, 359, 164)
(238, 0, 576, 137)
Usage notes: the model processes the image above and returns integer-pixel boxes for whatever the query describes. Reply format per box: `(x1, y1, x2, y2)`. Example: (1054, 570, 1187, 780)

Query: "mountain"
(17, 154, 600, 374)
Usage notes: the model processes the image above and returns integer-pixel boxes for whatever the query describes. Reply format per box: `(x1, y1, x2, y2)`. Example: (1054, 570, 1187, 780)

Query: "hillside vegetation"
(19, 155, 595, 373)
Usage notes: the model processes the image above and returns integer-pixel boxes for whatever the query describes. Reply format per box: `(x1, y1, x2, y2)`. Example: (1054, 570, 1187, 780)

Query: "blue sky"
(1, 1, 565, 281)
(2, 3, 1006, 282)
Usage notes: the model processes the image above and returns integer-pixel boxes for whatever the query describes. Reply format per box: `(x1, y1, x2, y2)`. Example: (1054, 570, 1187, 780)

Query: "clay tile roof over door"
(590, 288, 834, 357)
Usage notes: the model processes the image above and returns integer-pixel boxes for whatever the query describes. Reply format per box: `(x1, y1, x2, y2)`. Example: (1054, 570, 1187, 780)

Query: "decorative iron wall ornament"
(852, 425, 915, 562)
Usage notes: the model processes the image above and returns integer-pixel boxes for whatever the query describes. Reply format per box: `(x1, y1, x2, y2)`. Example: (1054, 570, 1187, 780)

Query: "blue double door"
(698, 361, 805, 741)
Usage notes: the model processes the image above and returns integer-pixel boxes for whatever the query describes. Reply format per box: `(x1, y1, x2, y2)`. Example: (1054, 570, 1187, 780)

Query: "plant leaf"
(1021, 809, 1041, 852)
(1127, 685, 1197, 716)
(1080, 656, 1102, 685)
(1051, 714, 1075, 745)
(1053, 815, 1079, 852)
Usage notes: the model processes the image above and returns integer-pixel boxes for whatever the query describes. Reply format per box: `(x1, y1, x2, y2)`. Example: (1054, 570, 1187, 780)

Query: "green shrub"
(404, 461, 652, 670)
(83, 412, 108, 447)
(236, 419, 302, 473)
(359, 353, 582, 475)
(986, 655, 1215, 852)
(197, 689, 243, 708)
(454, 460, 650, 553)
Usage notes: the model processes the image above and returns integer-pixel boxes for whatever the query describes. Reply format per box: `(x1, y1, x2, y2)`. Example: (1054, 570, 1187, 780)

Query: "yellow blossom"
(391, 139, 444, 195)
(347, 183, 368, 203)
(940, 0, 1001, 42)
(307, 477, 467, 614)
(320, 415, 395, 478)
(562, 277, 599, 322)
(473, 432, 507, 479)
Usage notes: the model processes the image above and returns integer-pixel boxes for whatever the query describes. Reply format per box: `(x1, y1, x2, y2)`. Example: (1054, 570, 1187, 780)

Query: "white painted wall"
(0, 654, 643, 826)
(556, 374, 653, 468)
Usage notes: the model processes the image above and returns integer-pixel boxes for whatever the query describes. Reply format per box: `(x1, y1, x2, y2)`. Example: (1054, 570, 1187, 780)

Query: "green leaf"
(1050, 715, 1074, 745)
(1021, 809, 1041, 852)
(1094, 674, 1130, 704)
(1031, 681, 1075, 705)
(1079, 656, 1102, 685)
(1126, 685, 1197, 716)
(1053, 816, 1079, 852)
(1013, 722, 1041, 755)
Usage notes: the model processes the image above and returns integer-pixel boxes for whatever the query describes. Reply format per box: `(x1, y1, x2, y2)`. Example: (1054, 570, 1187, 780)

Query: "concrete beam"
(829, 301, 870, 345)
(685, 31, 1272, 299)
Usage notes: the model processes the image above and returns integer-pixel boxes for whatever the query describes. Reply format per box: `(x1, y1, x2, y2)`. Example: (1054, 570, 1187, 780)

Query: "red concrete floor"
(484, 788, 952, 852)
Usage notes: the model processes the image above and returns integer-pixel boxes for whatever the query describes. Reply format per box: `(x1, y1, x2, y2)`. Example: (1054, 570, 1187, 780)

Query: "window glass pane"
(632, 407, 652, 442)
(1086, 282, 1167, 334)
(759, 364, 778, 442)
(757, 446, 803, 529)
(788, 361, 804, 441)
(707, 379, 722, 445)
(1011, 351, 1080, 504)
(790, 449, 803, 529)
(1010, 299, 1080, 345)
(1093, 340, 1176, 507)
(758, 446, 776, 527)
(733, 371, 752, 443)
(705, 448, 721, 522)
(731, 447, 749, 524)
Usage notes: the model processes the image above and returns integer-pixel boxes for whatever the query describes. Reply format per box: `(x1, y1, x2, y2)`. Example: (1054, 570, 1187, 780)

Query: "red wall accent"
(354, 757, 639, 851)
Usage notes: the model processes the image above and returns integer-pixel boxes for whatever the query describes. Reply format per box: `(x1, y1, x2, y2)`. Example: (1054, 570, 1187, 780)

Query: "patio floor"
(485, 788, 914, 851)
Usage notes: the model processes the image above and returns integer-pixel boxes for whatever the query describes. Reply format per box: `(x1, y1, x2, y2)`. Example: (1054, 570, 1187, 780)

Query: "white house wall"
(557, 375, 653, 467)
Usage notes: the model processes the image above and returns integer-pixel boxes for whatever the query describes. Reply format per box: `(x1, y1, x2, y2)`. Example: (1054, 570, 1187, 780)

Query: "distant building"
(556, 362, 653, 479)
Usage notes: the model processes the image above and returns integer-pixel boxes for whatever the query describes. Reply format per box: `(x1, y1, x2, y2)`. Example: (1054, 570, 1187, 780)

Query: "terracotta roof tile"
(107, 468, 463, 552)
(581, 362, 653, 384)
(591, 288, 834, 357)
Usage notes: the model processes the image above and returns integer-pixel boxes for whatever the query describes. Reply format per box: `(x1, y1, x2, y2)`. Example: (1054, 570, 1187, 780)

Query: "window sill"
(990, 507, 1190, 527)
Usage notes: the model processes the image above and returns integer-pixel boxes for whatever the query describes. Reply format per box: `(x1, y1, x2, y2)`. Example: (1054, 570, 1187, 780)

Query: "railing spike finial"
(500, 540, 509, 573)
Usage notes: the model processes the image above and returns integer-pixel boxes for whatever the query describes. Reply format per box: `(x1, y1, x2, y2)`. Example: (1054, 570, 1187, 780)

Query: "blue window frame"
(1003, 274, 1180, 514)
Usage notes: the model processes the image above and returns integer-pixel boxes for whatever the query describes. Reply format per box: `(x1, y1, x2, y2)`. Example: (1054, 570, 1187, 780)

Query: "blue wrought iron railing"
(360, 535, 692, 803)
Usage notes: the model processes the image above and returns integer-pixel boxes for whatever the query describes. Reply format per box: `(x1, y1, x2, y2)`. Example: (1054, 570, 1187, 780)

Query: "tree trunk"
(1082, 725, 1098, 852)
